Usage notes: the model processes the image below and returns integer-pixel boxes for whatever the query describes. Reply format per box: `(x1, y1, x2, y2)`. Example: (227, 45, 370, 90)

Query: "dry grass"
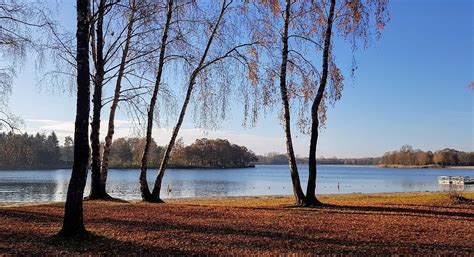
(1, 192, 473, 255)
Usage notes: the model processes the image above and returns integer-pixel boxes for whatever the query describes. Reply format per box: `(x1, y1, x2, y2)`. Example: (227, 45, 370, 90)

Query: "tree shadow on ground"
(0, 222, 193, 255)
(0, 208, 63, 223)
(1, 203, 473, 255)
(47, 231, 190, 255)
(323, 203, 474, 218)
(281, 202, 474, 219)
(93, 212, 472, 255)
(83, 197, 129, 203)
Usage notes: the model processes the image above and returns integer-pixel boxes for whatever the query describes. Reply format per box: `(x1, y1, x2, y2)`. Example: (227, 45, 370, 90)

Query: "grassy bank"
(1, 192, 473, 255)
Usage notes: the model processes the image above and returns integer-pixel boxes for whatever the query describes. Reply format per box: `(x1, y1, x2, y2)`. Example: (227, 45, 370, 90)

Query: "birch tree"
(139, 0, 175, 202)
(305, 0, 389, 205)
(99, 0, 144, 199)
(88, 0, 108, 199)
(87, 0, 158, 199)
(0, 0, 50, 131)
(139, 0, 261, 202)
(59, 0, 91, 236)
(252, 0, 324, 205)
(251, 0, 388, 205)
(44, 0, 167, 200)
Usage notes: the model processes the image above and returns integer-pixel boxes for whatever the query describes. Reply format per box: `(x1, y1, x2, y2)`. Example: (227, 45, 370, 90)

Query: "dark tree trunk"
(59, 0, 91, 237)
(139, 0, 174, 202)
(88, 0, 106, 200)
(306, 0, 336, 206)
(150, 0, 228, 201)
(279, 0, 307, 206)
(100, 0, 137, 199)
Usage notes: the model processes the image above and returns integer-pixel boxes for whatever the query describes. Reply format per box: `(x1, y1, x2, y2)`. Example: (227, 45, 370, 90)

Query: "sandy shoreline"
(447, 166, 474, 170)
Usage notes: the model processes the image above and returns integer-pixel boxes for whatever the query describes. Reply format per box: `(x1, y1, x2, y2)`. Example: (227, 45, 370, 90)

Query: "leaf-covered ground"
(1, 192, 473, 255)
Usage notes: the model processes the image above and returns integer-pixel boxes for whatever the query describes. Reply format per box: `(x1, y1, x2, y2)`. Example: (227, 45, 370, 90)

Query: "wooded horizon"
(1, 131, 472, 170)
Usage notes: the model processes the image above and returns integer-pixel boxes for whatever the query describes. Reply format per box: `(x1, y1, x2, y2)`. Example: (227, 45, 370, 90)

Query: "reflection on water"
(439, 184, 474, 192)
(0, 165, 473, 203)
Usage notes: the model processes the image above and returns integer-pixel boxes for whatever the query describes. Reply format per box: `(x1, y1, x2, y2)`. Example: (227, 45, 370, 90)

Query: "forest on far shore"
(379, 145, 474, 167)
(1, 132, 472, 170)
(0, 132, 257, 170)
(257, 153, 381, 165)
(258, 145, 474, 167)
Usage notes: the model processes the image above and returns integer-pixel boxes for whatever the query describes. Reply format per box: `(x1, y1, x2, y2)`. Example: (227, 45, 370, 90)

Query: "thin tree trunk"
(139, 0, 174, 202)
(59, 0, 91, 237)
(150, 0, 229, 201)
(151, 77, 194, 200)
(100, 0, 137, 199)
(278, 0, 307, 206)
(88, 0, 106, 200)
(306, 0, 336, 206)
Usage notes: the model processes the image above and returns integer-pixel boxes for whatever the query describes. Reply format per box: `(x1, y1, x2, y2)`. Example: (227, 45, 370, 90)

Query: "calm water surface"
(0, 165, 473, 203)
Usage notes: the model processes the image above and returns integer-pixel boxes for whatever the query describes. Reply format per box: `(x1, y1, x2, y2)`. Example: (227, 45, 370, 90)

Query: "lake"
(0, 165, 473, 203)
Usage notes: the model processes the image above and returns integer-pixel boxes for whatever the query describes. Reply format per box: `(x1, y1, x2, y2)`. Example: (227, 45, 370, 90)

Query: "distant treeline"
(0, 131, 67, 169)
(0, 132, 257, 170)
(381, 145, 474, 167)
(257, 152, 306, 165)
(257, 152, 381, 165)
(258, 146, 474, 167)
(2, 132, 472, 169)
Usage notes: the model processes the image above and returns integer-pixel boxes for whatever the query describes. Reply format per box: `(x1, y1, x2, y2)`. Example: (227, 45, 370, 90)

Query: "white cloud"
(23, 118, 292, 155)
(25, 119, 75, 140)
(24, 118, 134, 143)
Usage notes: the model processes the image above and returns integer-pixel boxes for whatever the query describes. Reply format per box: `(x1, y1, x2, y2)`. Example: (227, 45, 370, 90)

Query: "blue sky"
(6, 0, 474, 158)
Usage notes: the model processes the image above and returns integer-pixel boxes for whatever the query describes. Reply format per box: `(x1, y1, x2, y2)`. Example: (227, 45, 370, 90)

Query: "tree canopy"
(172, 138, 258, 168)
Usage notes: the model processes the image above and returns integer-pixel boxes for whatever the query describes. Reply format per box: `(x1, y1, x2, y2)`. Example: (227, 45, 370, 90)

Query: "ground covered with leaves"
(1, 192, 473, 255)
